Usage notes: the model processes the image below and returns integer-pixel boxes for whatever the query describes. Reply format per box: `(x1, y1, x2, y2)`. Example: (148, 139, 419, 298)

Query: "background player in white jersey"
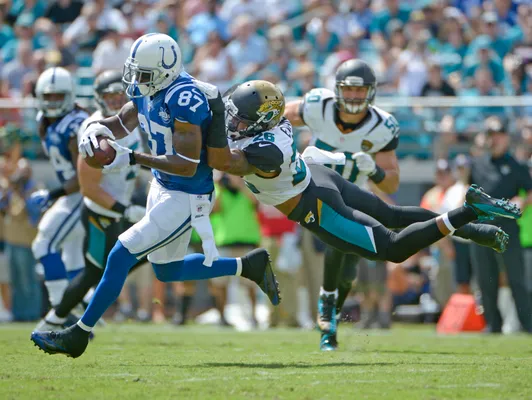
(31, 34, 280, 358)
(203, 79, 517, 340)
(34, 70, 147, 332)
(284, 59, 401, 350)
(27, 67, 88, 311)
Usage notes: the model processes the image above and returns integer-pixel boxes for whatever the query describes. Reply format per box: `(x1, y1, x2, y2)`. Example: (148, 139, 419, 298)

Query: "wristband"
(49, 187, 66, 200)
(111, 202, 127, 215)
(129, 151, 136, 165)
(369, 165, 386, 184)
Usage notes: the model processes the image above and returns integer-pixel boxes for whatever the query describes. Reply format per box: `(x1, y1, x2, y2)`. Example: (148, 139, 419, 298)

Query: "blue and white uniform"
(118, 72, 214, 264)
(32, 109, 88, 274)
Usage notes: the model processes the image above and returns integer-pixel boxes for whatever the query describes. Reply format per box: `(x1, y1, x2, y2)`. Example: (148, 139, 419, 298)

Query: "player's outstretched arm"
(131, 120, 201, 177)
(373, 150, 400, 194)
(97, 101, 139, 140)
(284, 100, 306, 127)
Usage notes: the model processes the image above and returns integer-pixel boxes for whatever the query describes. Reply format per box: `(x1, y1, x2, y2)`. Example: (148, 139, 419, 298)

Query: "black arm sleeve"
(379, 135, 399, 152)
(243, 141, 284, 174)
(206, 94, 229, 148)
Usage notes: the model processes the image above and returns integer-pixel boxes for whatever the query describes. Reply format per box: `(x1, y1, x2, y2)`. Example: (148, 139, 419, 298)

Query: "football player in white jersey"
(205, 79, 517, 345)
(285, 59, 400, 349)
(34, 70, 147, 332)
(31, 34, 280, 358)
(28, 67, 88, 312)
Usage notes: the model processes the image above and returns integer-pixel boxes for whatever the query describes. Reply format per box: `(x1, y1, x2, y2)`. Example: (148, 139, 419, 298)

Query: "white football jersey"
(301, 88, 399, 187)
(230, 118, 311, 206)
(78, 111, 143, 218)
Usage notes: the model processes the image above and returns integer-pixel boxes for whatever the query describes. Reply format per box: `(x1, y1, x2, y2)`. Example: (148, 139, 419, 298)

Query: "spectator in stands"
(463, 35, 506, 88)
(10, 0, 46, 25)
(467, 12, 513, 60)
(63, 3, 107, 52)
(91, 29, 134, 75)
(421, 62, 457, 97)
(121, 0, 151, 38)
(2, 13, 46, 64)
(2, 158, 41, 321)
(433, 7, 470, 80)
(44, 0, 83, 27)
(452, 67, 507, 134)
(187, 0, 229, 48)
(374, 45, 401, 95)
(219, 0, 263, 23)
(286, 62, 316, 97)
(305, 10, 341, 67)
(387, 19, 408, 50)
(397, 34, 430, 96)
(190, 31, 234, 94)
(371, 0, 411, 48)
(226, 14, 269, 81)
(0, 5, 14, 49)
(1, 40, 34, 98)
(492, 0, 518, 32)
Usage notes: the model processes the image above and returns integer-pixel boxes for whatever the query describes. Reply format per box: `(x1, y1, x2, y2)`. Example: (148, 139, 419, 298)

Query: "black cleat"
(242, 249, 281, 306)
(31, 324, 90, 358)
(465, 185, 521, 221)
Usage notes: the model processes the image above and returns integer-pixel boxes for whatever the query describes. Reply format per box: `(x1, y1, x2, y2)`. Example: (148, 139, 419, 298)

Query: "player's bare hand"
(79, 123, 115, 158)
(352, 152, 376, 176)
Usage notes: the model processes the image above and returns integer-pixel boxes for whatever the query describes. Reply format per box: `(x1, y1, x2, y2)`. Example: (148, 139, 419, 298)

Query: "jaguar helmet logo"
(257, 100, 283, 123)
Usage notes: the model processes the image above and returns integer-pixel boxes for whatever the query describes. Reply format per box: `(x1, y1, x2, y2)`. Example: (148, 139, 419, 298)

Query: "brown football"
(84, 136, 116, 169)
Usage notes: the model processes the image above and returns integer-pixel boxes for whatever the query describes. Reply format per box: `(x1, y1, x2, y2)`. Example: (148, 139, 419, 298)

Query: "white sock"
(77, 320, 93, 332)
(83, 288, 95, 304)
(235, 258, 242, 276)
(320, 287, 338, 299)
(45, 279, 69, 307)
(441, 213, 457, 234)
(45, 309, 66, 324)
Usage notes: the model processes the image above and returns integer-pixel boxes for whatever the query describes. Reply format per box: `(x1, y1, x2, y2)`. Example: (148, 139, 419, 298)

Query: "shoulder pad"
(164, 82, 210, 126)
(301, 88, 335, 128)
(368, 106, 400, 152)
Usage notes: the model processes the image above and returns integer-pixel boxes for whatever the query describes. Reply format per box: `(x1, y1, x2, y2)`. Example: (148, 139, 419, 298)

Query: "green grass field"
(1, 323, 531, 400)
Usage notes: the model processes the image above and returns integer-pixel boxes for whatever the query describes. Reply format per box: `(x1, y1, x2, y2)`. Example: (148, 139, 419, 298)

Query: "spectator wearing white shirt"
(63, 0, 128, 48)
(92, 29, 133, 75)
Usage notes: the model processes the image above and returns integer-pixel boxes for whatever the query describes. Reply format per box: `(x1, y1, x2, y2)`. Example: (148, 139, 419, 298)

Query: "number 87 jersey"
(230, 118, 311, 206)
(301, 88, 399, 188)
(131, 71, 214, 194)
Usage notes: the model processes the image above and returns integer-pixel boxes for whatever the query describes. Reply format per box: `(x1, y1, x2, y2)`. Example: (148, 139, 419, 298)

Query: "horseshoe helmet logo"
(159, 45, 178, 69)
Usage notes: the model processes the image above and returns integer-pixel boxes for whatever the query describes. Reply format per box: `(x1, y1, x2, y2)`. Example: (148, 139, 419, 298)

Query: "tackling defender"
(28, 67, 88, 311)
(203, 80, 516, 337)
(34, 70, 147, 332)
(31, 34, 280, 358)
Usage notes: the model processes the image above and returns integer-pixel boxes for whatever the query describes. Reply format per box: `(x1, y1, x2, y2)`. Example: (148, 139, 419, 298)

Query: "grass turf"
(1, 323, 531, 400)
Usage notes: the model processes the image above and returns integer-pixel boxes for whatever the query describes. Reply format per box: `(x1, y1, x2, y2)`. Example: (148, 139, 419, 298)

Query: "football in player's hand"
(84, 136, 116, 169)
